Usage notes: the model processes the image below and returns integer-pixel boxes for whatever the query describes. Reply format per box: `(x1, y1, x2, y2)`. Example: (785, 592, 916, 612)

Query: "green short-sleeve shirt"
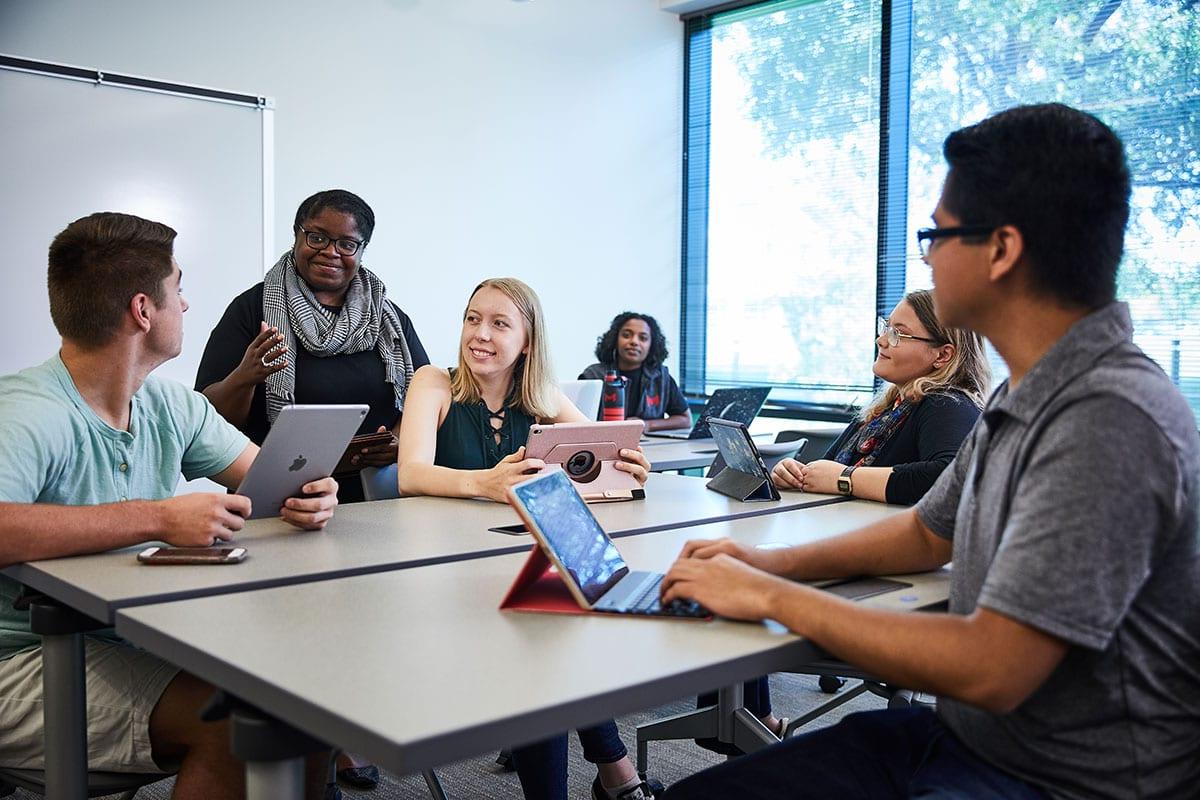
(0, 354, 248, 659)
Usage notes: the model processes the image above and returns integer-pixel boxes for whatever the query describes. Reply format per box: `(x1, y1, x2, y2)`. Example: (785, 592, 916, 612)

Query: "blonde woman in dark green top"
(396, 278, 656, 800)
(397, 277, 650, 500)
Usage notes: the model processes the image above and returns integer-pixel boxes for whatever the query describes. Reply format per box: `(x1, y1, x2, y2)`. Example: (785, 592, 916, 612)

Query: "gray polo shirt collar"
(985, 301, 1133, 426)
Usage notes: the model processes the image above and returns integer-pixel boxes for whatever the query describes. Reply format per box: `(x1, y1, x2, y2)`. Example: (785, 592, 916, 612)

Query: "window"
(682, 0, 885, 414)
(682, 0, 1200, 425)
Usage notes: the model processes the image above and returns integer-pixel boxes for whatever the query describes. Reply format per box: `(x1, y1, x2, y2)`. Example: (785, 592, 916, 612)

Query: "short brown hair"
(47, 212, 177, 348)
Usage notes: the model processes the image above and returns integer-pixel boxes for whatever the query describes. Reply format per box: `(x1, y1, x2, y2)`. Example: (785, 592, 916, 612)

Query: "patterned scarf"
(261, 250, 414, 423)
(833, 398, 915, 467)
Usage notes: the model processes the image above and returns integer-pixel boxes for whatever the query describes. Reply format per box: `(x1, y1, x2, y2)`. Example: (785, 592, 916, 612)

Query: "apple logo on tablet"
(288, 455, 307, 472)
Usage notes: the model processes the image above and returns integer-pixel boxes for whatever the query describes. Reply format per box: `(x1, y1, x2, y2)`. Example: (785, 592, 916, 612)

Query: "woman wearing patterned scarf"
(196, 189, 426, 791)
(195, 189, 430, 498)
(770, 289, 989, 504)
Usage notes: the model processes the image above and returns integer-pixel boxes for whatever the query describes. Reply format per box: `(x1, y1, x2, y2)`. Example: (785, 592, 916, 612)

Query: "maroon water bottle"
(601, 370, 626, 421)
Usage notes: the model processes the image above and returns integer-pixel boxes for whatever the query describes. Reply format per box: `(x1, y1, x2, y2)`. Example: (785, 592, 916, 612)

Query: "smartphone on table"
(137, 546, 247, 565)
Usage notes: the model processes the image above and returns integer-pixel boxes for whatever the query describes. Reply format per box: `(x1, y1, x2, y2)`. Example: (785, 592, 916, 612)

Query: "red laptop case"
(498, 545, 592, 615)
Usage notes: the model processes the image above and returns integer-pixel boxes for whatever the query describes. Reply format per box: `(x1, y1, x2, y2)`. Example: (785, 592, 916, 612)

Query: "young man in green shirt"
(0, 212, 340, 798)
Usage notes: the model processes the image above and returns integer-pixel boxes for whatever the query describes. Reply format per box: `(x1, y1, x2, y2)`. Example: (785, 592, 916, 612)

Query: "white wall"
(0, 0, 683, 380)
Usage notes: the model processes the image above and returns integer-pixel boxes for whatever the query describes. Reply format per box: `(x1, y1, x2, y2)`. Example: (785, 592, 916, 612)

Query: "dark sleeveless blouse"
(433, 371, 534, 470)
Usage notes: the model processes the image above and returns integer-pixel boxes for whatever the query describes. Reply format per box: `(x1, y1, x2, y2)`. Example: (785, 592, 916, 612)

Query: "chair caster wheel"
(818, 675, 845, 693)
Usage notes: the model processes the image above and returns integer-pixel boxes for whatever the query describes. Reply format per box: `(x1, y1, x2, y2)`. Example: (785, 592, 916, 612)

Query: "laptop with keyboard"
(560, 379, 604, 420)
(504, 469, 709, 618)
(645, 386, 771, 440)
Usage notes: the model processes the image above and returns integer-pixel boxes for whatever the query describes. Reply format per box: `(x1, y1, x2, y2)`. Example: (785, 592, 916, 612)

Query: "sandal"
(336, 763, 380, 790)
(591, 775, 666, 799)
(695, 716, 789, 757)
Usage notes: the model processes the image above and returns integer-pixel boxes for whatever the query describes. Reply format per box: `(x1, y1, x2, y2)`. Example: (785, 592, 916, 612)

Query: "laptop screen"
(691, 387, 770, 438)
(512, 470, 629, 605)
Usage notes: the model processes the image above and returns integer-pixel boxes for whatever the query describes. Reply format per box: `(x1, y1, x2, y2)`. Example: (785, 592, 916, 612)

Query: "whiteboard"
(0, 56, 273, 388)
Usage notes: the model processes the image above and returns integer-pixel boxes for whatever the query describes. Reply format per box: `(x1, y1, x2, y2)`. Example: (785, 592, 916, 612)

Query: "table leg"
(245, 757, 304, 800)
(218, 696, 327, 800)
(423, 769, 449, 800)
(41, 631, 88, 800)
(636, 683, 779, 778)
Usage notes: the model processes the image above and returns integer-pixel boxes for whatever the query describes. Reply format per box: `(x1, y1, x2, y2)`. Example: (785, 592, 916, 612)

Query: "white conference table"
(640, 417, 847, 472)
(743, 416, 847, 440)
(4, 474, 846, 626)
(116, 501, 942, 797)
(3, 473, 851, 800)
(639, 438, 725, 472)
(645, 416, 847, 442)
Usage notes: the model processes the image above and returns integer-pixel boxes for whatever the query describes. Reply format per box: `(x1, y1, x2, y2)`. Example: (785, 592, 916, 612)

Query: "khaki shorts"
(0, 637, 180, 771)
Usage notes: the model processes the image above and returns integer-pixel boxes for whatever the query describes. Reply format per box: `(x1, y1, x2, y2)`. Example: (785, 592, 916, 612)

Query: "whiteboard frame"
(0, 52, 275, 266)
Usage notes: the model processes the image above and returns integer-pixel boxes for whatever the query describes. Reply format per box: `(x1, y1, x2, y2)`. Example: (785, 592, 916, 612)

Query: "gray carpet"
(18, 673, 888, 800)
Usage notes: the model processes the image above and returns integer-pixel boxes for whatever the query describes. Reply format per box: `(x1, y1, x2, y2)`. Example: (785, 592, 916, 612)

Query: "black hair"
(293, 189, 376, 243)
(594, 312, 669, 370)
(48, 212, 176, 348)
(942, 102, 1130, 310)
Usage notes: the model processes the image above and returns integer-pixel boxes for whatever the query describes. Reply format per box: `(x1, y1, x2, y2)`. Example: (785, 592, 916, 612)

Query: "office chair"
(634, 518, 939, 777)
(748, 429, 916, 734)
(360, 463, 400, 501)
(560, 379, 604, 420)
(792, 431, 841, 464)
(0, 769, 167, 798)
(633, 667, 924, 779)
(779, 659, 932, 738)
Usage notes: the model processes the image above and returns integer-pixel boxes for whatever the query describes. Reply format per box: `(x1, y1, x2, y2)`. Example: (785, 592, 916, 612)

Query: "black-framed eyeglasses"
(298, 226, 365, 256)
(877, 317, 938, 348)
(916, 225, 995, 260)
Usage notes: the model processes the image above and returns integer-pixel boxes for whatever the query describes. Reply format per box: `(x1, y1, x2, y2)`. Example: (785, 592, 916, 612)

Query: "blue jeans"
(664, 708, 1051, 800)
(512, 719, 628, 800)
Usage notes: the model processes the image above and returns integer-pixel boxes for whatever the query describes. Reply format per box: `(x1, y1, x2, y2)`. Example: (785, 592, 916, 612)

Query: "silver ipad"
(236, 404, 368, 519)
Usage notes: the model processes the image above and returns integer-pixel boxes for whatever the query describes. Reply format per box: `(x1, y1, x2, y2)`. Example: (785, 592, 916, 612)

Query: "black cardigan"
(825, 390, 981, 505)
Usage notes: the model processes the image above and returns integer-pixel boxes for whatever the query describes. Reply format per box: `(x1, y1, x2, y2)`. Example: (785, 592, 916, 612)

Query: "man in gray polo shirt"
(661, 103, 1199, 799)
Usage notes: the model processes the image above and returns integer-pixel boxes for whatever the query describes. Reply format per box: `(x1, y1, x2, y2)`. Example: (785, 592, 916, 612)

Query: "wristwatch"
(837, 465, 857, 496)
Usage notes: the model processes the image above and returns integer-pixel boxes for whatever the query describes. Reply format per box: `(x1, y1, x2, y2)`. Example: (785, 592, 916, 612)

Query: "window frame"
(679, 0, 915, 421)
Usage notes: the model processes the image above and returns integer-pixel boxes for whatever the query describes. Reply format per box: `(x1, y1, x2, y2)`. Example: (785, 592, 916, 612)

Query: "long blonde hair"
(861, 289, 990, 421)
(450, 277, 559, 420)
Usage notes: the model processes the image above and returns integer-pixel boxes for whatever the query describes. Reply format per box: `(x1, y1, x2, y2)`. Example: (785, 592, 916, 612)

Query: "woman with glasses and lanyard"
(695, 288, 990, 756)
(771, 287, 989, 504)
(195, 189, 428, 791)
